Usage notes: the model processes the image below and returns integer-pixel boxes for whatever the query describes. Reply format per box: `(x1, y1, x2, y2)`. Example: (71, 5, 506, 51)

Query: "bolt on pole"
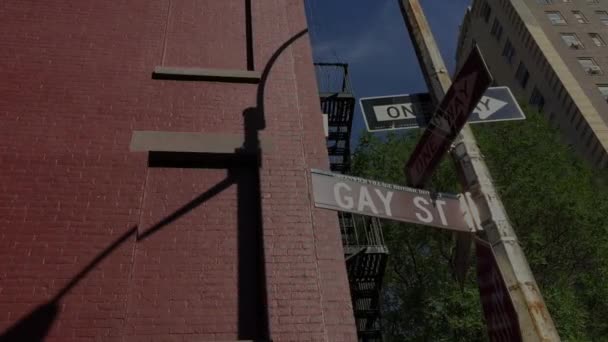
(397, 0, 560, 340)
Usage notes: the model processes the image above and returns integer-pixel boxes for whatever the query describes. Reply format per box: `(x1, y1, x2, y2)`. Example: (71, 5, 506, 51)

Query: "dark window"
(491, 19, 504, 40)
(560, 33, 584, 49)
(589, 33, 606, 46)
(502, 39, 516, 64)
(547, 11, 567, 25)
(569, 109, 577, 124)
(595, 11, 608, 25)
(592, 140, 599, 157)
(573, 11, 588, 23)
(597, 84, 608, 101)
(481, 2, 492, 22)
(578, 58, 601, 75)
(530, 87, 546, 112)
(515, 62, 530, 88)
(575, 115, 583, 130)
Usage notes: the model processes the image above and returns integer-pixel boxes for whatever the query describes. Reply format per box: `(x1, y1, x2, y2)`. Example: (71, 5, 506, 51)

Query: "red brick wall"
(0, 0, 356, 341)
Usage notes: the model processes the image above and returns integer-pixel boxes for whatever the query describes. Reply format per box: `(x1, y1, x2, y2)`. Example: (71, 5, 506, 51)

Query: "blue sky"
(305, 0, 471, 146)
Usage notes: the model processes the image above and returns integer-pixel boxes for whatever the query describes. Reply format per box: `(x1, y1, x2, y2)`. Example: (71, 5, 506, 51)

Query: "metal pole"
(398, 1, 560, 340)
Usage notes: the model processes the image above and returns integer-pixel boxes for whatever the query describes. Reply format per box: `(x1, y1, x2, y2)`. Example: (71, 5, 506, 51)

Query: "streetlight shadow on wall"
(0, 28, 309, 342)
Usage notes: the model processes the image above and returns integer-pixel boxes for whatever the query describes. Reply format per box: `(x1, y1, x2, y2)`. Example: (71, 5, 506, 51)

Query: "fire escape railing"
(315, 62, 388, 342)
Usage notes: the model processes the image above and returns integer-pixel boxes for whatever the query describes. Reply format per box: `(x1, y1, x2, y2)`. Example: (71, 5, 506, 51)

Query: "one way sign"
(360, 86, 525, 132)
(469, 86, 525, 124)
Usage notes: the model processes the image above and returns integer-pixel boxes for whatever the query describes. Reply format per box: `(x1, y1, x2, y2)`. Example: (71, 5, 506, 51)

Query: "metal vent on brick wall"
(315, 62, 388, 342)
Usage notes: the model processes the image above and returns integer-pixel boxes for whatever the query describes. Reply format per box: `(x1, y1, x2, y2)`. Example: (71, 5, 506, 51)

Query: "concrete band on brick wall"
(153, 66, 261, 83)
(129, 131, 273, 154)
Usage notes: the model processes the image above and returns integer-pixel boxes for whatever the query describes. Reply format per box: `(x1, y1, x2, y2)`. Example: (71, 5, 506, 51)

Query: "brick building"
(457, 0, 608, 168)
(0, 1, 357, 341)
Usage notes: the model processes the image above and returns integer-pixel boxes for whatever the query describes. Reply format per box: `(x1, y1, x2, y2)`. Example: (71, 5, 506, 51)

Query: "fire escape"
(314, 63, 389, 342)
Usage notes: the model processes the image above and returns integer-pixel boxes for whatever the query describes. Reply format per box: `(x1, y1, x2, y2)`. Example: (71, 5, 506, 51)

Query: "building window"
(597, 85, 608, 101)
(595, 11, 608, 25)
(578, 58, 602, 74)
(546, 11, 567, 25)
(592, 141, 600, 159)
(573, 11, 588, 23)
(575, 115, 583, 130)
(530, 87, 546, 112)
(481, 2, 492, 23)
(589, 33, 606, 46)
(560, 33, 584, 49)
(502, 39, 516, 64)
(490, 19, 504, 40)
(569, 108, 577, 123)
(515, 62, 530, 88)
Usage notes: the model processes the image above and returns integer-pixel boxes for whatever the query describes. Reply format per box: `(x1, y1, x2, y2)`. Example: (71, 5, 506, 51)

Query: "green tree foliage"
(350, 109, 608, 341)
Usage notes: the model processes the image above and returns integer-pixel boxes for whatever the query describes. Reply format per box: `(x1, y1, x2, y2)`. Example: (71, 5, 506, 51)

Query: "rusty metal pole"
(397, 0, 560, 340)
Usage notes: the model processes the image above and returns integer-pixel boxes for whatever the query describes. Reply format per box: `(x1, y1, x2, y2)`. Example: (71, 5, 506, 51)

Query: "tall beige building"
(457, 0, 608, 169)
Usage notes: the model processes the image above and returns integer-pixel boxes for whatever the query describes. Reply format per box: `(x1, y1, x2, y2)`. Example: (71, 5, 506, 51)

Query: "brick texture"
(0, 0, 356, 341)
